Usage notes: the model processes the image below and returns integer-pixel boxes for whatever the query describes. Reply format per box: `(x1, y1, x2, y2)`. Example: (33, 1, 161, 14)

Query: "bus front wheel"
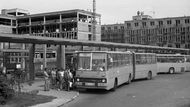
(169, 68, 175, 74)
(112, 79, 118, 91)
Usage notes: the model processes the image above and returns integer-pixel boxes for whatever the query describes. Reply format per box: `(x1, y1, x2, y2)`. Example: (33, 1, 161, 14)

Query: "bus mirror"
(109, 58, 113, 63)
(100, 67, 104, 71)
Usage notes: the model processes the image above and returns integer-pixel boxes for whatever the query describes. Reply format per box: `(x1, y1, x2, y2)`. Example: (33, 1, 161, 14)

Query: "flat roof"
(17, 9, 101, 19)
(0, 14, 16, 19)
(125, 16, 190, 22)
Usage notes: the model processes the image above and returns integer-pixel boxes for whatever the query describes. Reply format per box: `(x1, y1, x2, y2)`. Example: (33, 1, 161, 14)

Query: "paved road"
(63, 72, 190, 107)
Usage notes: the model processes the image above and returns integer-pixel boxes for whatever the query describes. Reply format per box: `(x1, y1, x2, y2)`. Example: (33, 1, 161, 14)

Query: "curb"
(58, 92, 79, 107)
(30, 91, 79, 107)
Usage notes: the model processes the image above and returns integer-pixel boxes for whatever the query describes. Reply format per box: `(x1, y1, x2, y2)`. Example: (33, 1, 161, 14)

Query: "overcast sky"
(0, 0, 190, 24)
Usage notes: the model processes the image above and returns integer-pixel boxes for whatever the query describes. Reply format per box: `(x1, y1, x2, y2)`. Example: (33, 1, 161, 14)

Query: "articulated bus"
(157, 54, 186, 74)
(75, 51, 157, 91)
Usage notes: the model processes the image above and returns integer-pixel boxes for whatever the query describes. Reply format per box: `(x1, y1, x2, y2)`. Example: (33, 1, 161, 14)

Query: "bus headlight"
(76, 78, 80, 82)
(102, 79, 106, 83)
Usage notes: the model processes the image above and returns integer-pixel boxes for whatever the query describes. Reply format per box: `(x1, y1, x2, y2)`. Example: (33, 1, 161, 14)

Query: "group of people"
(43, 67, 74, 91)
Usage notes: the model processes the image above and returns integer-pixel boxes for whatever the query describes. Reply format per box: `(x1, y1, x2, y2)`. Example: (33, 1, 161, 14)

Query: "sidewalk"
(22, 78, 79, 107)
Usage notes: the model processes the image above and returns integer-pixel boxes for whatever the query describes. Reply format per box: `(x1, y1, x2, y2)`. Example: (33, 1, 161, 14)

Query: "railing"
(62, 18, 77, 23)
(30, 31, 77, 40)
(31, 21, 43, 25)
(18, 23, 29, 26)
(34, 58, 56, 63)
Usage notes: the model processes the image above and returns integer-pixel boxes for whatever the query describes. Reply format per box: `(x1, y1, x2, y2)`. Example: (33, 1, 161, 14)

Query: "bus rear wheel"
(169, 68, 175, 74)
(147, 71, 152, 80)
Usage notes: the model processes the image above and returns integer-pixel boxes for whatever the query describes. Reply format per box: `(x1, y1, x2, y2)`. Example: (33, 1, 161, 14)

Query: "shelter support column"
(80, 46, 83, 51)
(59, 14, 62, 37)
(56, 45, 65, 69)
(43, 44, 47, 69)
(29, 43, 35, 80)
(43, 16, 47, 69)
(22, 44, 26, 69)
(0, 43, 4, 49)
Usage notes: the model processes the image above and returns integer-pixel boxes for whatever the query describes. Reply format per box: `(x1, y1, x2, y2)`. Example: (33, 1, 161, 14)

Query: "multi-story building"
(0, 9, 27, 69)
(102, 12, 190, 49)
(0, 8, 101, 71)
(16, 9, 101, 41)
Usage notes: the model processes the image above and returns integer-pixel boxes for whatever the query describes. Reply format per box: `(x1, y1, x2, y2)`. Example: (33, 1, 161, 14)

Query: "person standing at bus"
(58, 68, 64, 90)
(55, 68, 60, 90)
(64, 68, 71, 91)
(69, 69, 73, 89)
(50, 68, 56, 89)
(43, 68, 50, 91)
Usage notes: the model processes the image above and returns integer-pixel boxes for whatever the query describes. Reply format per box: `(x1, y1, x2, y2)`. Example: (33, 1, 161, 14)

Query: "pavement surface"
(22, 78, 79, 107)
(64, 72, 190, 107)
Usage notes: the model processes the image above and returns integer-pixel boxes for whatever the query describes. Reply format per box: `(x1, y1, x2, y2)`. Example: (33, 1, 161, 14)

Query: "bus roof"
(156, 54, 184, 57)
(76, 51, 133, 54)
(135, 53, 156, 55)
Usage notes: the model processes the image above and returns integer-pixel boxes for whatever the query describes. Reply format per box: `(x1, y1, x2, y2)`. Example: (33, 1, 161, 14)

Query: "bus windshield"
(78, 53, 91, 70)
(77, 52, 106, 71)
(92, 53, 106, 71)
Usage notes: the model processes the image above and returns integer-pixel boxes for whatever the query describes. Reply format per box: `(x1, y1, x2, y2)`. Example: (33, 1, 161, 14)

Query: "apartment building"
(102, 12, 190, 49)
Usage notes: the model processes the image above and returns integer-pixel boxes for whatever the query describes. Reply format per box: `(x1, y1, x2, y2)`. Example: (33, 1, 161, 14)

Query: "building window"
(176, 44, 180, 48)
(107, 27, 111, 30)
(142, 22, 146, 27)
(187, 27, 190, 32)
(114, 26, 118, 30)
(176, 20, 180, 25)
(88, 34, 92, 41)
(167, 20, 172, 25)
(101, 27, 105, 30)
(127, 23, 131, 27)
(188, 35, 190, 40)
(134, 23, 139, 27)
(12, 20, 16, 26)
(120, 26, 124, 29)
(88, 25, 92, 32)
(158, 21, 163, 26)
(150, 21, 155, 26)
(185, 19, 190, 24)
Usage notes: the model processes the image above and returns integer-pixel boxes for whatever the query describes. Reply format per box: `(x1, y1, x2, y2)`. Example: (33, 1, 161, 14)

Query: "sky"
(0, 0, 190, 24)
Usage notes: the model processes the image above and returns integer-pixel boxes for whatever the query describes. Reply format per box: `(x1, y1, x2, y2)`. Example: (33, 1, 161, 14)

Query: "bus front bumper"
(75, 82, 107, 89)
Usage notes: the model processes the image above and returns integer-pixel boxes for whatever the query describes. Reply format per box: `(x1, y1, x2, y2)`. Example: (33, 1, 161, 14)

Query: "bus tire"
(128, 74, 132, 84)
(147, 71, 152, 80)
(112, 79, 117, 91)
(169, 68, 175, 74)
